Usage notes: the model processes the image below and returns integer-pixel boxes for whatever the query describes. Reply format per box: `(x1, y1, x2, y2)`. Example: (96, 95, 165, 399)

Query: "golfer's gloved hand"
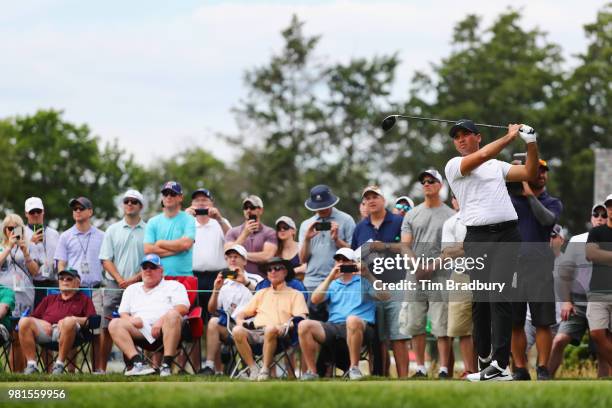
(519, 124, 537, 144)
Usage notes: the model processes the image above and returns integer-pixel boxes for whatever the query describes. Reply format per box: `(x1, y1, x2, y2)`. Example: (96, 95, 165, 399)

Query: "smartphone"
(13, 226, 24, 240)
(315, 221, 331, 231)
(340, 264, 358, 273)
(248, 214, 257, 222)
(221, 268, 237, 280)
(194, 208, 209, 216)
(33, 224, 44, 234)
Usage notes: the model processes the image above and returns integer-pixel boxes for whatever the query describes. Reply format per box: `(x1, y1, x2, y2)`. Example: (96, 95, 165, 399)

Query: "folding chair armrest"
(187, 306, 202, 320)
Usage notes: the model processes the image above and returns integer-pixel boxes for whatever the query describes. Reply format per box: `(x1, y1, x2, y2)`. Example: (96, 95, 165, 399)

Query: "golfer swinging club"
(444, 119, 538, 381)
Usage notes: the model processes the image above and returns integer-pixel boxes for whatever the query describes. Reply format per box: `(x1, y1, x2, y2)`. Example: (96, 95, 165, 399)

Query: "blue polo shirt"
(511, 191, 562, 257)
(351, 210, 403, 250)
(325, 275, 376, 324)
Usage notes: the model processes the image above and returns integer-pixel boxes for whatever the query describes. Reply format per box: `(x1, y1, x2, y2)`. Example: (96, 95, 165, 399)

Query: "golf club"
(381, 114, 512, 132)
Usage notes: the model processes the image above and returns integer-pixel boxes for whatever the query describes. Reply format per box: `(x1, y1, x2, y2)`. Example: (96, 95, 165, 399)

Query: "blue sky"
(0, 0, 606, 164)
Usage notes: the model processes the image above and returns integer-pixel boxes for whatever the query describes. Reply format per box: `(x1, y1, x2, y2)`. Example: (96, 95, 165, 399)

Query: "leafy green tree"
(0, 110, 146, 230)
(230, 15, 398, 222)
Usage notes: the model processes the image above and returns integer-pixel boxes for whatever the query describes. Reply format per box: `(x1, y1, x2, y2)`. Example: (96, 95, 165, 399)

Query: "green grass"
(1, 378, 612, 408)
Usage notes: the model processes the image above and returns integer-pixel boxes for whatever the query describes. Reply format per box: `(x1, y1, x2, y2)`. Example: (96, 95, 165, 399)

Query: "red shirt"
(32, 292, 96, 324)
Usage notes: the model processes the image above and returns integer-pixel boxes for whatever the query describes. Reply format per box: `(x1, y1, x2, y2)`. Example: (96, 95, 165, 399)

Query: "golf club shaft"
(395, 114, 507, 130)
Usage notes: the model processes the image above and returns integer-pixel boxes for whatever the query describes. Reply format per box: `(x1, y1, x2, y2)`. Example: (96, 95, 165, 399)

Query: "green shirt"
(0, 284, 15, 328)
(99, 219, 146, 280)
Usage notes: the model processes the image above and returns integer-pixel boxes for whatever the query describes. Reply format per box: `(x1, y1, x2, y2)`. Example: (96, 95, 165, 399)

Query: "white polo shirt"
(216, 273, 262, 318)
(118, 279, 190, 323)
(192, 218, 226, 272)
(445, 157, 517, 226)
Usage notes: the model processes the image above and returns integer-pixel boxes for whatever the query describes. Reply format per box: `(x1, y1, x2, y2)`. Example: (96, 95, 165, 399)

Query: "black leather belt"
(466, 220, 517, 233)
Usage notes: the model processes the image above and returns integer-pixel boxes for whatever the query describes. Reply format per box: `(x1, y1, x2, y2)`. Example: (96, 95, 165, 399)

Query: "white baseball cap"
(123, 189, 144, 204)
(225, 244, 248, 260)
(275, 216, 296, 230)
(333, 247, 356, 262)
(361, 185, 384, 199)
(418, 169, 443, 183)
(605, 194, 612, 207)
(25, 197, 44, 213)
(592, 203, 606, 213)
(395, 196, 415, 209)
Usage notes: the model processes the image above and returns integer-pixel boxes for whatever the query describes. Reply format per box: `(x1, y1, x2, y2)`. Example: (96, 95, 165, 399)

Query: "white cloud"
(0, 0, 605, 164)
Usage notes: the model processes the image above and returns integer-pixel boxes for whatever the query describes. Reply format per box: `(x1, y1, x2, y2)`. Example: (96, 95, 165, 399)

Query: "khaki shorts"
(586, 301, 612, 331)
(101, 280, 123, 329)
(34, 320, 80, 344)
(447, 272, 472, 337)
(399, 298, 448, 338)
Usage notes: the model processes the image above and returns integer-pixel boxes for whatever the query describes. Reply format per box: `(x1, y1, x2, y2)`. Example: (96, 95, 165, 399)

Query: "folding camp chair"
(230, 316, 304, 379)
(36, 314, 101, 373)
(0, 317, 17, 372)
(133, 276, 204, 374)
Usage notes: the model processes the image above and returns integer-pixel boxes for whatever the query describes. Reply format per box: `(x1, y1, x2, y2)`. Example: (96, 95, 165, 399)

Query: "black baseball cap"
(59, 268, 80, 278)
(69, 197, 93, 209)
(449, 119, 480, 138)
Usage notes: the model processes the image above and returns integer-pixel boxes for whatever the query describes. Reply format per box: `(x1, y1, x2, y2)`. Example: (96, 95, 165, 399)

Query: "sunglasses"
(142, 264, 159, 270)
(5, 226, 15, 231)
(243, 204, 257, 211)
(266, 265, 286, 273)
(28, 209, 43, 215)
(277, 225, 292, 231)
(123, 199, 140, 205)
(72, 206, 86, 212)
(162, 190, 179, 197)
(421, 179, 438, 185)
(395, 204, 411, 211)
(59, 276, 75, 282)
(593, 211, 608, 219)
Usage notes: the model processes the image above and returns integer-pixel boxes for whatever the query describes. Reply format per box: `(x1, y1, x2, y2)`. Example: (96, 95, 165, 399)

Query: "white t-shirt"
(118, 279, 190, 323)
(192, 218, 226, 272)
(441, 213, 466, 249)
(559, 232, 590, 295)
(445, 157, 517, 226)
(216, 275, 260, 318)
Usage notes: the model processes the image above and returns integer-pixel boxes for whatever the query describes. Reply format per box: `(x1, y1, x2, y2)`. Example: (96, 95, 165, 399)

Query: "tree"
(0, 110, 146, 229)
(146, 148, 241, 222)
(230, 15, 399, 222)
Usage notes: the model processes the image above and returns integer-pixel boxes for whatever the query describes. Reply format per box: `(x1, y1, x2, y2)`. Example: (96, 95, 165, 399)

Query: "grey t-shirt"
(401, 203, 455, 258)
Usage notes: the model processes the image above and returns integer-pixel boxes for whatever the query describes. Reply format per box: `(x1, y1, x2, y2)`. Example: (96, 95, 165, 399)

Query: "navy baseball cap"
(141, 254, 162, 267)
(192, 188, 213, 200)
(69, 197, 93, 209)
(449, 119, 480, 138)
(161, 181, 182, 195)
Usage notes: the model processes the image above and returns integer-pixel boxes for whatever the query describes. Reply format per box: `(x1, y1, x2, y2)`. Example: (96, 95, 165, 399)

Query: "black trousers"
(464, 225, 521, 369)
(194, 271, 221, 323)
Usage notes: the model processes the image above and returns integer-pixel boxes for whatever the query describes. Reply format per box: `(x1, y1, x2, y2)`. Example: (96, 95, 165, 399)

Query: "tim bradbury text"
(372, 279, 506, 293)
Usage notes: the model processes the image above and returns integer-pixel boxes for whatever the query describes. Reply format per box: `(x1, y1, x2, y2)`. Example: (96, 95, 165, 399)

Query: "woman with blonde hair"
(0, 213, 39, 317)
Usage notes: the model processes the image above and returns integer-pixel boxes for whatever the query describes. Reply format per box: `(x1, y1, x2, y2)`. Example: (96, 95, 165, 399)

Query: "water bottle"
(15, 307, 31, 332)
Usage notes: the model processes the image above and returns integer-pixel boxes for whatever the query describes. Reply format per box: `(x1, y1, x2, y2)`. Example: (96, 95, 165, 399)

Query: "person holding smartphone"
(299, 185, 355, 322)
(23, 197, 60, 308)
(224, 195, 277, 278)
(298, 248, 381, 380)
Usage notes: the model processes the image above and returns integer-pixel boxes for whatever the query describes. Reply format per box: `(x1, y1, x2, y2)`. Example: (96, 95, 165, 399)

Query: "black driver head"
(381, 115, 398, 132)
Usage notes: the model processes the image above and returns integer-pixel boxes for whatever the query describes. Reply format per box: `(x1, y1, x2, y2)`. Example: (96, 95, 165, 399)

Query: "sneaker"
(257, 369, 270, 381)
(51, 362, 65, 375)
(478, 356, 492, 371)
(438, 371, 450, 379)
(199, 366, 215, 376)
(125, 362, 156, 376)
(159, 363, 172, 377)
(248, 365, 260, 381)
(536, 366, 551, 381)
(300, 371, 319, 381)
(412, 370, 427, 378)
(512, 367, 531, 381)
(348, 366, 363, 380)
(23, 364, 39, 375)
(460, 371, 474, 379)
(467, 361, 513, 382)
(93, 369, 106, 375)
